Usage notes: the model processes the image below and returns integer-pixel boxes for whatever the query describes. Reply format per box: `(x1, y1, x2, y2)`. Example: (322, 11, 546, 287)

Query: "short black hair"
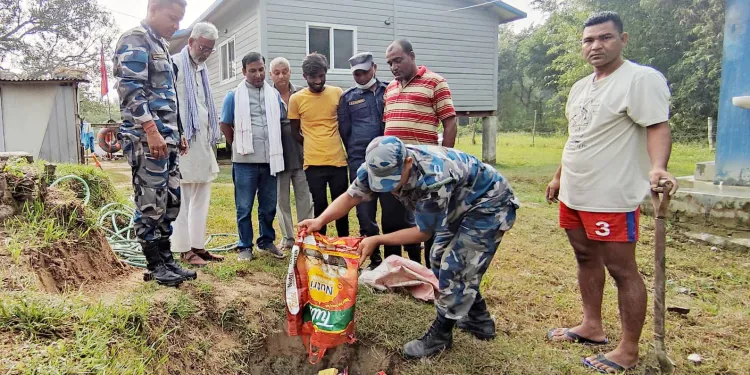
(389, 39, 414, 54)
(242, 52, 266, 68)
(583, 11, 624, 34)
(151, 0, 187, 8)
(302, 53, 328, 76)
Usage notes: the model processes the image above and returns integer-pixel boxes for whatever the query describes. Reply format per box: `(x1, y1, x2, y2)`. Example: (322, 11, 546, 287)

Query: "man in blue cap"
(299, 136, 520, 358)
(338, 52, 422, 269)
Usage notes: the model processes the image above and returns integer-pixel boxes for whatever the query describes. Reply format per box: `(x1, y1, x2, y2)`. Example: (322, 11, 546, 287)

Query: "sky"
(100, 0, 544, 34)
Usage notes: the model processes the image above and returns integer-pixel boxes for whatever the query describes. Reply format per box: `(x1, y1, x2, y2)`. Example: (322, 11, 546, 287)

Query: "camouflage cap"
(365, 136, 407, 193)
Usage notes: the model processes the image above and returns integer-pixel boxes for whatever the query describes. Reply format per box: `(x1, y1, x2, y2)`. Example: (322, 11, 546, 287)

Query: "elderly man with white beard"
(170, 22, 224, 266)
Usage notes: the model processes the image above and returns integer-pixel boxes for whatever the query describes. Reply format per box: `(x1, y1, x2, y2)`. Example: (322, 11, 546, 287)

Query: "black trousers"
(380, 193, 422, 263)
(349, 163, 421, 265)
(305, 166, 349, 237)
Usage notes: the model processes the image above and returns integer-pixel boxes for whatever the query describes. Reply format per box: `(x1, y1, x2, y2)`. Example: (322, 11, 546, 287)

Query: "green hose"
(50, 175, 91, 206)
(52, 175, 238, 268)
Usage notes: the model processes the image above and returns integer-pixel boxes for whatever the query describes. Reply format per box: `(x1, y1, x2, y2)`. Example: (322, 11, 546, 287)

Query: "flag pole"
(107, 91, 113, 122)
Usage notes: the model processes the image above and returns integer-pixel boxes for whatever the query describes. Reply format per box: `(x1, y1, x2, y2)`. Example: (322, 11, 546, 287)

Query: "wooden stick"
(651, 180, 674, 374)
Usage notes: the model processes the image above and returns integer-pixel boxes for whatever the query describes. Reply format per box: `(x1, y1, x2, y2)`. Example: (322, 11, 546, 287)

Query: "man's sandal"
(547, 328, 608, 346)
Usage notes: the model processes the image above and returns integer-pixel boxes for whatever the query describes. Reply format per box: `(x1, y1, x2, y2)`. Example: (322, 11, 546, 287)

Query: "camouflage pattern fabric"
(349, 138, 520, 319)
(122, 136, 181, 244)
(114, 21, 180, 145)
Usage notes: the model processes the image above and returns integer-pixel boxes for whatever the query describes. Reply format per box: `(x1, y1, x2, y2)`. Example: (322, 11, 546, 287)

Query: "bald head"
(387, 39, 414, 55)
(386, 39, 417, 83)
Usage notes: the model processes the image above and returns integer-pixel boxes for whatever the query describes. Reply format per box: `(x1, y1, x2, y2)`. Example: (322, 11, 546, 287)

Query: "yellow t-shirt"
(288, 86, 348, 169)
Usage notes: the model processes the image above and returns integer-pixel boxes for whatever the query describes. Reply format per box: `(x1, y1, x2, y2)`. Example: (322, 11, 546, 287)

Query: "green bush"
(54, 164, 119, 209)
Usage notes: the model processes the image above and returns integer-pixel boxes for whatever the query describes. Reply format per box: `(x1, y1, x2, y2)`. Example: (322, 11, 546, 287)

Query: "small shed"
(0, 75, 87, 164)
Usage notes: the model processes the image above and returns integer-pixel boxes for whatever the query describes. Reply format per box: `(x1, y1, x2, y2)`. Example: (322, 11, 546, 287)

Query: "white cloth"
(234, 80, 285, 176)
(171, 182, 212, 253)
(358, 255, 439, 302)
(172, 53, 220, 183)
(560, 60, 671, 212)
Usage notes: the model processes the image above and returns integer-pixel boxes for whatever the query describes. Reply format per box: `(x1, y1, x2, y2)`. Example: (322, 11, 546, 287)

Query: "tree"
(496, 0, 725, 142)
(0, 0, 117, 77)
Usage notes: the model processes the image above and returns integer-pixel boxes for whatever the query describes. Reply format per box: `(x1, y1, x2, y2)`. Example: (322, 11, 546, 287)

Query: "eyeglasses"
(197, 45, 216, 54)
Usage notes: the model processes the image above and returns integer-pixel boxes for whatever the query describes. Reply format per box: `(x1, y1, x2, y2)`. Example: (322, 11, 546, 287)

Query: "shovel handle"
(651, 178, 674, 373)
(650, 179, 674, 219)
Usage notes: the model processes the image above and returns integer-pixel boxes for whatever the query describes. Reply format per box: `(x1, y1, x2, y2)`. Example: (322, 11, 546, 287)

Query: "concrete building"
(671, 0, 750, 251)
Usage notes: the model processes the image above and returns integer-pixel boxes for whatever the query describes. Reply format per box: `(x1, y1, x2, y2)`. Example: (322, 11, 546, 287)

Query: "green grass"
(3, 133, 747, 374)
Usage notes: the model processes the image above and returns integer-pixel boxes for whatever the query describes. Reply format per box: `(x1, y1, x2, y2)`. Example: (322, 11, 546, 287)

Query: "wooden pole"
(532, 110, 537, 147)
(708, 117, 714, 151)
(651, 180, 675, 374)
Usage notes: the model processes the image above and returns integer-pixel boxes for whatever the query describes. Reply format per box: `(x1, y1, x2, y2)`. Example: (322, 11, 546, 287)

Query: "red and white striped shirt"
(384, 66, 456, 145)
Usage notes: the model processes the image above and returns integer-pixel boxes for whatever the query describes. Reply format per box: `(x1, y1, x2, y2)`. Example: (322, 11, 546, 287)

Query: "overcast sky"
(100, 0, 544, 34)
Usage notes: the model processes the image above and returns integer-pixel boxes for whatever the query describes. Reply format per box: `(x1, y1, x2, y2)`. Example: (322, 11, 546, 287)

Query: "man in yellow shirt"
(289, 53, 349, 237)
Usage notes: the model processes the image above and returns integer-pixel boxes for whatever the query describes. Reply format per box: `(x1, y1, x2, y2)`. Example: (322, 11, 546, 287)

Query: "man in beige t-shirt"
(545, 12, 678, 374)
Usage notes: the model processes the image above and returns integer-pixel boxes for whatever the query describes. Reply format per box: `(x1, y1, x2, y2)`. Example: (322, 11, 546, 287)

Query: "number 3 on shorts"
(595, 221, 611, 237)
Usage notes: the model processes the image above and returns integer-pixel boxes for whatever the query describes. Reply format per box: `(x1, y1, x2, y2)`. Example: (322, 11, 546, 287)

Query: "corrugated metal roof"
(0, 77, 89, 83)
(0, 72, 89, 83)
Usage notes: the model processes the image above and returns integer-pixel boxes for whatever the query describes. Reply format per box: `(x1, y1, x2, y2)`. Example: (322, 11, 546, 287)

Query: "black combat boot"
(457, 294, 496, 340)
(158, 239, 197, 281)
(142, 242, 184, 287)
(403, 312, 456, 359)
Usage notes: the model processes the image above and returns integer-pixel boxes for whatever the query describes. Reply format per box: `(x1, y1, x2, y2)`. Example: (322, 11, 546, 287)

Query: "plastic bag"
(286, 231, 362, 364)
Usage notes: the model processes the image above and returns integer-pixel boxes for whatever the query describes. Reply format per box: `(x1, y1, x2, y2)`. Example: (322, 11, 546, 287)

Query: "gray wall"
(200, 0, 262, 111)
(39, 85, 80, 164)
(0, 82, 79, 164)
(264, 0, 501, 112)
(264, 0, 396, 91)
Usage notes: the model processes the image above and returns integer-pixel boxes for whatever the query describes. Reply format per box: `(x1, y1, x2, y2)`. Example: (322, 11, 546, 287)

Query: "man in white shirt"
(171, 22, 224, 266)
(545, 12, 678, 374)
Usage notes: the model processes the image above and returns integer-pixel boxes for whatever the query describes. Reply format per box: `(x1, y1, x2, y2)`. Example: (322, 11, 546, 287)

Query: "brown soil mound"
(29, 230, 131, 293)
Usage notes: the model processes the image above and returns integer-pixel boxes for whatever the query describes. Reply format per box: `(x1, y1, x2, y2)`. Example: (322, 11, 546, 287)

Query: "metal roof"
(172, 0, 527, 39)
(0, 75, 89, 83)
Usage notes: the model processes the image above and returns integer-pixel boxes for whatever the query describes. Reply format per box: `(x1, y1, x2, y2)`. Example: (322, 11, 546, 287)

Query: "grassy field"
(2, 133, 748, 374)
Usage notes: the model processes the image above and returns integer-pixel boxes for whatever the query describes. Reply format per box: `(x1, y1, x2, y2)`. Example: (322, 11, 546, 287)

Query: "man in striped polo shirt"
(384, 39, 458, 147)
(384, 39, 458, 265)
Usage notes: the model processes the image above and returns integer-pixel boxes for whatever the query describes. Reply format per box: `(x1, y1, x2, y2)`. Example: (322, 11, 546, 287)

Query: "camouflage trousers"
(429, 200, 517, 320)
(122, 137, 181, 245)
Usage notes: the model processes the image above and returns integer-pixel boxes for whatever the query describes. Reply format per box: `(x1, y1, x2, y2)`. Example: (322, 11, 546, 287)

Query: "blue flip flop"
(583, 353, 635, 374)
(547, 328, 609, 346)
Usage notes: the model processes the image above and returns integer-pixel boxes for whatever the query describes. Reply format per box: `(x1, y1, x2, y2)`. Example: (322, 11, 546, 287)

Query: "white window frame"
(218, 35, 237, 85)
(305, 23, 358, 73)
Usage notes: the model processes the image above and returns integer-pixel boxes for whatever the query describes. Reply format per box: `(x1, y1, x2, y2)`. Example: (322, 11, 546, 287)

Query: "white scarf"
(234, 80, 285, 176)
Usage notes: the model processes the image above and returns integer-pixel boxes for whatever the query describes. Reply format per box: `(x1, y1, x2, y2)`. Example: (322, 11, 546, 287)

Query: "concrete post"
(715, 0, 750, 186)
(481, 116, 497, 164)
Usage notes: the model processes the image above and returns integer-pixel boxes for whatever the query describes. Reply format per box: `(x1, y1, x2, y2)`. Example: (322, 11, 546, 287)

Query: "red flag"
(100, 45, 109, 97)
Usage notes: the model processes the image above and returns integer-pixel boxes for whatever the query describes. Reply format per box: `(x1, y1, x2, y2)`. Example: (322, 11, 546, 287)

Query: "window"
(306, 24, 357, 71)
(219, 37, 236, 83)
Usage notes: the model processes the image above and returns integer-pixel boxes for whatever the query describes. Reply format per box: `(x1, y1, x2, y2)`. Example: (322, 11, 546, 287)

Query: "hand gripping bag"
(286, 231, 362, 364)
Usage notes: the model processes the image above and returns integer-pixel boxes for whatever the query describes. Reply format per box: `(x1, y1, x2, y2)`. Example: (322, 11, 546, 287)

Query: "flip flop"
(582, 353, 635, 374)
(547, 328, 609, 346)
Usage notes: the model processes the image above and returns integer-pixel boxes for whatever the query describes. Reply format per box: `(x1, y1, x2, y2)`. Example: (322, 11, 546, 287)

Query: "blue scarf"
(180, 46, 219, 144)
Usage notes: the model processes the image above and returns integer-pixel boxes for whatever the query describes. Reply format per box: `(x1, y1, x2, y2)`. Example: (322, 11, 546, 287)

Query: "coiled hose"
(53, 175, 238, 268)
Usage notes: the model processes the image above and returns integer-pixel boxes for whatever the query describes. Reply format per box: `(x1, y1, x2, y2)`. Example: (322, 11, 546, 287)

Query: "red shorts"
(559, 202, 639, 243)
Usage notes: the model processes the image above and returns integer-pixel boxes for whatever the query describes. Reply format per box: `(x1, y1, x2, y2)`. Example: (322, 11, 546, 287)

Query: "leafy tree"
(0, 0, 117, 77)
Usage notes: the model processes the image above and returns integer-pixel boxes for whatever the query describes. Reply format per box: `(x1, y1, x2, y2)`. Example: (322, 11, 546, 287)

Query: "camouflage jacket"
(348, 146, 520, 234)
(114, 21, 181, 144)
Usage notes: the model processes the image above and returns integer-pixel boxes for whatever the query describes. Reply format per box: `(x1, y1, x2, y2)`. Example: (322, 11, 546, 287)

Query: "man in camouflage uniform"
(299, 136, 520, 358)
(114, 0, 195, 287)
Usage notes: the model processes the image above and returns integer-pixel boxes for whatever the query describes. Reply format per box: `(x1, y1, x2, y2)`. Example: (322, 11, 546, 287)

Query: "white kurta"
(173, 53, 220, 183)
(171, 53, 220, 252)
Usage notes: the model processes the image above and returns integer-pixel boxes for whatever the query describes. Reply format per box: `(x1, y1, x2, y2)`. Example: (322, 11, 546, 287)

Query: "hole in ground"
(246, 322, 403, 375)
